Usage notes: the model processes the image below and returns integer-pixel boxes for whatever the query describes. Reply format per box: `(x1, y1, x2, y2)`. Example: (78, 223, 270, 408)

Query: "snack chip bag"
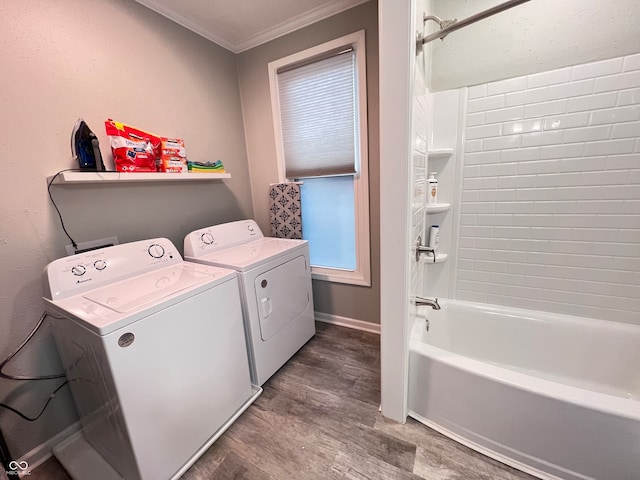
(105, 119, 161, 172)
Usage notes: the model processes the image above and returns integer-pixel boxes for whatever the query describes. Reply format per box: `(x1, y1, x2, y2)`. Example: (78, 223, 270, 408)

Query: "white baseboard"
(16, 421, 80, 477)
(314, 312, 380, 334)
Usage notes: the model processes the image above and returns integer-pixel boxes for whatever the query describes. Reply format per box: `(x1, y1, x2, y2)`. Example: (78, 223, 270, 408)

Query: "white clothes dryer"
(42, 238, 260, 480)
(184, 220, 316, 386)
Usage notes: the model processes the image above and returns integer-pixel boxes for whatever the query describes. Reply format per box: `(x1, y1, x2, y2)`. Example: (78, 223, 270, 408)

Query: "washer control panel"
(43, 238, 182, 300)
(184, 219, 264, 258)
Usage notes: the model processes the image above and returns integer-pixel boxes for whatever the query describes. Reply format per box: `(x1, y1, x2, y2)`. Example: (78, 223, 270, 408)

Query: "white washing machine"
(42, 238, 260, 480)
(184, 220, 316, 386)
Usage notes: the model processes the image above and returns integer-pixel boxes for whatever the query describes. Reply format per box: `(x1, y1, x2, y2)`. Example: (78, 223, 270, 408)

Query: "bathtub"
(408, 299, 640, 480)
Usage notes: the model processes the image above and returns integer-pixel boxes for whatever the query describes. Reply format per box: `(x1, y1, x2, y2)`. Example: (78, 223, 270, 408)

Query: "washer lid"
(83, 263, 223, 313)
(192, 238, 307, 271)
(46, 263, 236, 334)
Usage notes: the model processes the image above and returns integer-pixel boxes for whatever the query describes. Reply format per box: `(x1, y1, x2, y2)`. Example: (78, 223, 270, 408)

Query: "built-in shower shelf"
(423, 253, 448, 264)
(426, 203, 450, 214)
(427, 149, 453, 160)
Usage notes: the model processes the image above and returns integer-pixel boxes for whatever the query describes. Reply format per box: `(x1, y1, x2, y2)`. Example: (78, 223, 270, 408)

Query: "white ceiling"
(134, 0, 370, 53)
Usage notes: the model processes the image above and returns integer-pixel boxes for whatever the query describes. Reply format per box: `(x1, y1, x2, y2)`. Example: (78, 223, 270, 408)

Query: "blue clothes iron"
(71, 119, 105, 170)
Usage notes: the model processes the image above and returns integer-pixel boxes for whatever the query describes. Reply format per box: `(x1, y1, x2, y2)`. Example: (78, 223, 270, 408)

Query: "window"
(268, 31, 370, 286)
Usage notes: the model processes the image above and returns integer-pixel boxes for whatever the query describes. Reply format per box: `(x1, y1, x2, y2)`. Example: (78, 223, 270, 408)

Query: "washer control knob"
(201, 232, 214, 245)
(94, 260, 107, 271)
(148, 244, 165, 259)
(71, 265, 86, 276)
(247, 224, 254, 232)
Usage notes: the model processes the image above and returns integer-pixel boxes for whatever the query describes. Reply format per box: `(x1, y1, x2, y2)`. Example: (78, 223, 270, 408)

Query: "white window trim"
(268, 30, 371, 287)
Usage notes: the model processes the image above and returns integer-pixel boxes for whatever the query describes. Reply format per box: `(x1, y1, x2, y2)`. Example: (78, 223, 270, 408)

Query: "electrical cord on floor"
(0, 380, 69, 422)
(0, 313, 65, 381)
(0, 312, 71, 421)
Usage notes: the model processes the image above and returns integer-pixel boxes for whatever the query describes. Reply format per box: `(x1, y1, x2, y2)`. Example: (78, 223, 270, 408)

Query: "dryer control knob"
(71, 265, 86, 276)
(148, 244, 165, 259)
(201, 232, 214, 245)
(94, 260, 107, 270)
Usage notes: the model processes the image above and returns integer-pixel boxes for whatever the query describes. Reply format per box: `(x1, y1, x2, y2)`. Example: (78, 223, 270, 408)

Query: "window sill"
(311, 266, 371, 286)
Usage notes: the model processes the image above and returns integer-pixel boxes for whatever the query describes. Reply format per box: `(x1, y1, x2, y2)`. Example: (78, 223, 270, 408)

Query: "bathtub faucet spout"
(412, 296, 441, 310)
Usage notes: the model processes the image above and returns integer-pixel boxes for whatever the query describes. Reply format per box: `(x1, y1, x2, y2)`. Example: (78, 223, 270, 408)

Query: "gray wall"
(237, 1, 381, 324)
(431, 0, 640, 91)
(0, 0, 252, 458)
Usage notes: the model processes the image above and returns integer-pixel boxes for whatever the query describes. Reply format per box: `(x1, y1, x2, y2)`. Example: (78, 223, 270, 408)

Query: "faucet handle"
(415, 236, 437, 262)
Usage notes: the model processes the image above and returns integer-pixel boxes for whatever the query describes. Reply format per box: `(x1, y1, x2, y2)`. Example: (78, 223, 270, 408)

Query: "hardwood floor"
(30, 322, 536, 479)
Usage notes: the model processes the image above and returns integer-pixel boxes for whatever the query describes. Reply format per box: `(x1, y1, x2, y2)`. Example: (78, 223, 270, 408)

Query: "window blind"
(277, 49, 357, 178)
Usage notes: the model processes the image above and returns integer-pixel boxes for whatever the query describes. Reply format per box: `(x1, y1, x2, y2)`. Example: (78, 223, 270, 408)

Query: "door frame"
(378, 0, 415, 422)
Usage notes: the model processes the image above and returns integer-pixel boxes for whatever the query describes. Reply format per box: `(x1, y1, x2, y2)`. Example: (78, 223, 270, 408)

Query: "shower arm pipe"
(418, 0, 531, 46)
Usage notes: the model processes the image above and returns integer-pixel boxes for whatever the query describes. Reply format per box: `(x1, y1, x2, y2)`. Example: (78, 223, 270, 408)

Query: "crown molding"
(134, 0, 237, 52)
(135, 0, 370, 54)
(234, 0, 370, 53)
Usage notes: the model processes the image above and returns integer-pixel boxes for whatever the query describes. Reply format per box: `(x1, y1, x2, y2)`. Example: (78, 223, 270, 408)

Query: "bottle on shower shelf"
(428, 225, 439, 257)
(427, 172, 438, 205)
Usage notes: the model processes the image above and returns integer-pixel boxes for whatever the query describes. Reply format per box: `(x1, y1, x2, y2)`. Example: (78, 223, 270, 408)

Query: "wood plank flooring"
(29, 322, 537, 479)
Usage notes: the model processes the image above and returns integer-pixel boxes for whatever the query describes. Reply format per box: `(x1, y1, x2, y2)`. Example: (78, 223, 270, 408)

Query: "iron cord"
(47, 168, 83, 248)
(48, 168, 119, 249)
(0, 313, 65, 381)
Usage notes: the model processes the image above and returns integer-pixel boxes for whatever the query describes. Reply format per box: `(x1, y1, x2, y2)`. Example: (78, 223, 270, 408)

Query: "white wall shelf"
(427, 148, 454, 160)
(426, 203, 450, 214)
(47, 171, 231, 185)
(423, 253, 448, 264)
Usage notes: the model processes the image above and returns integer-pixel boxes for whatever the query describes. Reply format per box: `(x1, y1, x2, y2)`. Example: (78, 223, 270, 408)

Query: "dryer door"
(254, 255, 310, 341)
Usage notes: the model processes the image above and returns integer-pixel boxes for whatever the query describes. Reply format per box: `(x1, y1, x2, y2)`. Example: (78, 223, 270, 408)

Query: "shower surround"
(431, 52, 640, 325)
(412, 49, 640, 479)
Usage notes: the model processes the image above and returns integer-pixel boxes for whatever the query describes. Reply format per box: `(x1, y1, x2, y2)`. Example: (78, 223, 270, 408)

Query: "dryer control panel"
(184, 219, 264, 258)
(43, 238, 182, 300)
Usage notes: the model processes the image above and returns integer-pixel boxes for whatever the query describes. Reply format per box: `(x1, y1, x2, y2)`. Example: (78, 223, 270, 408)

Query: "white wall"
(379, 0, 414, 422)
(431, 0, 640, 91)
(411, 68, 429, 308)
(454, 53, 640, 324)
(0, 0, 252, 459)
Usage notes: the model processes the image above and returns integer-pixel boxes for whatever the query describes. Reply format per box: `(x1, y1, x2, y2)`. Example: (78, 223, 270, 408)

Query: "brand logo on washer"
(118, 333, 135, 347)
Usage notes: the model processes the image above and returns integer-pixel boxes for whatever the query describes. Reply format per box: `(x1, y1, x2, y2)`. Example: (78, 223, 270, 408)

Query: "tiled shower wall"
(457, 53, 640, 325)
(410, 67, 429, 302)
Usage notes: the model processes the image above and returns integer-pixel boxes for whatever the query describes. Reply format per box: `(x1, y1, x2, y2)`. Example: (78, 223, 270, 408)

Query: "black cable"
(0, 313, 65, 381)
(48, 167, 118, 250)
(0, 426, 11, 472)
(0, 381, 68, 422)
(47, 168, 82, 249)
(0, 311, 70, 420)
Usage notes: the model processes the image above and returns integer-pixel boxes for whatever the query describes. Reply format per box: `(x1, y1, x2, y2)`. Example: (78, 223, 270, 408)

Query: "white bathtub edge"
(407, 410, 580, 480)
(410, 338, 640, 421)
